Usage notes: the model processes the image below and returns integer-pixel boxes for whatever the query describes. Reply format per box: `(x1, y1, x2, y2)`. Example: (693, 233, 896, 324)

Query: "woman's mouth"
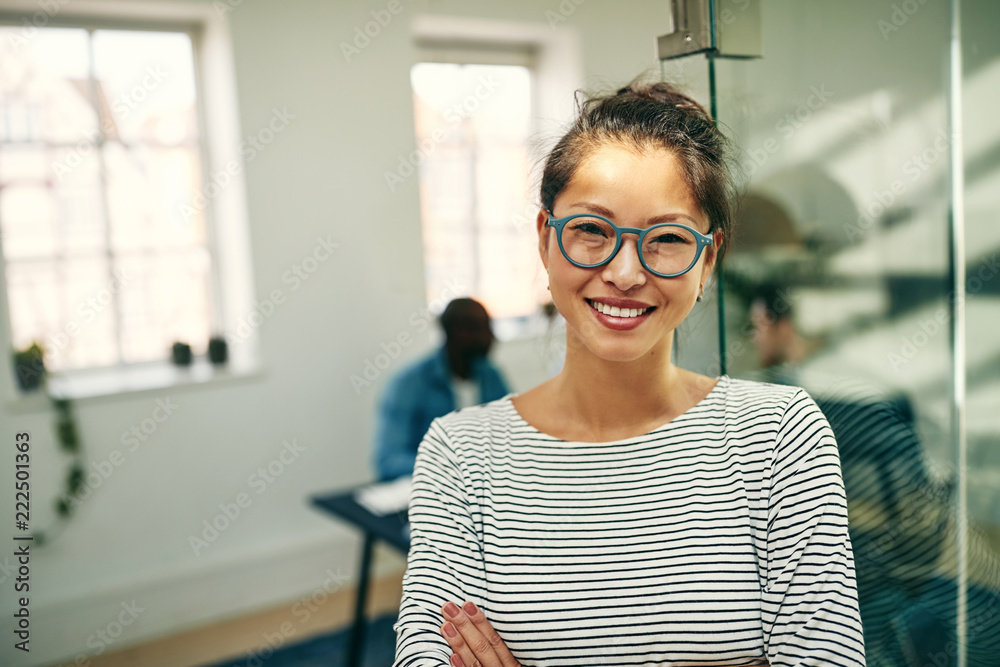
(585, 298, 655, 330)
(586, 299, 654, 318)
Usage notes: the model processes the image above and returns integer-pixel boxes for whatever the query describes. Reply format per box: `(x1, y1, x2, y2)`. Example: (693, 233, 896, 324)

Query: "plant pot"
(13, 343, 46, 392)
(208, 336, 228, 365)
(171, 342, 193, 366)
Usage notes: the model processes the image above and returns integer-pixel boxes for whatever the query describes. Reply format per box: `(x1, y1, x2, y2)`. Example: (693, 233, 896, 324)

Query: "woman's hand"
(440, 600, 521, 667)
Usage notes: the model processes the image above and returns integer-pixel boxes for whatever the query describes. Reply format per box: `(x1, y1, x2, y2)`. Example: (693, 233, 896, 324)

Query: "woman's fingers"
(440, 620, 471, 667)
(441, 601, 494, 667)
(459, 601, 519, 666)
(440, 600, 520, 667)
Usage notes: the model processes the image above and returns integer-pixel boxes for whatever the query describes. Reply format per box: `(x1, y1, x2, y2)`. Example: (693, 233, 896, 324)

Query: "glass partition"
(661, 1, 1000, 664)
(960, 1, 1000, 662)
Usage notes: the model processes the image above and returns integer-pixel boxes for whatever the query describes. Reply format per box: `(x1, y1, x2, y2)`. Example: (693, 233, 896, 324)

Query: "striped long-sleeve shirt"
(392, 375, 867, 666)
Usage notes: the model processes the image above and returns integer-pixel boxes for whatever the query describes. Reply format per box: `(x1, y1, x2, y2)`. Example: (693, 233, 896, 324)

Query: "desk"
(310, 484, 410, 667)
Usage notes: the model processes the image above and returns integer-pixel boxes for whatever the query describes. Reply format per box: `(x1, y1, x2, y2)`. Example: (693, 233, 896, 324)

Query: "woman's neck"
(550, 334, 695, 437)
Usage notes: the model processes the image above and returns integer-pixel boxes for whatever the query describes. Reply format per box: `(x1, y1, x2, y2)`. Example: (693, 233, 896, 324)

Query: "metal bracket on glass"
(658, 0, 763, 60)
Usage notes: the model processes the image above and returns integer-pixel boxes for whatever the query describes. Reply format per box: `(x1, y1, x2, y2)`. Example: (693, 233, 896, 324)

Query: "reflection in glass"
(660, 1, 1000, 663)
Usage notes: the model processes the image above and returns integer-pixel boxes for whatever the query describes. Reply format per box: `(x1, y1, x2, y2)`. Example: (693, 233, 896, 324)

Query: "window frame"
(0, 3, 261, 407)
(408, 15, 583, 343)
(410, 43, 545, 342)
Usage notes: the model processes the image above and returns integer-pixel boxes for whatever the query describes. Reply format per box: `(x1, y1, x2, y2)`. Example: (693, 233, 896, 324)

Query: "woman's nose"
(600, 235, 646, 292)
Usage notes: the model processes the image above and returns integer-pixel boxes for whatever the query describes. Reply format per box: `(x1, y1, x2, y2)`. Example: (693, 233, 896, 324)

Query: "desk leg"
(346, 533, 374, 667)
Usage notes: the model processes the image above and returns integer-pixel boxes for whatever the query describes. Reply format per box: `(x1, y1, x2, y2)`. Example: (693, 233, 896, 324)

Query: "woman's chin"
(575, 338, 667, 365)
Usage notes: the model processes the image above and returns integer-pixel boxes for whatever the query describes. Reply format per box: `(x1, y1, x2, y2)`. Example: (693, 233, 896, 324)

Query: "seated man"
(373, 298, 510, 481)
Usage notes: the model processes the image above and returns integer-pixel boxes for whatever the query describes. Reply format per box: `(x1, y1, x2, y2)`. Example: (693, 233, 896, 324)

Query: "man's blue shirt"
(373, 345, 509, 481)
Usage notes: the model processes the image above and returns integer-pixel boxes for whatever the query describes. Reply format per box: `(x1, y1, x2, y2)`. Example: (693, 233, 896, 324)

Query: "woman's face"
(537, 143, 720, 364)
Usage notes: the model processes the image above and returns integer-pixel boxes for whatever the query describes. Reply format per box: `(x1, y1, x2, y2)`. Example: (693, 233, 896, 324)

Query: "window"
(0, 23, 220, 376)
(409, 56, 546, 338)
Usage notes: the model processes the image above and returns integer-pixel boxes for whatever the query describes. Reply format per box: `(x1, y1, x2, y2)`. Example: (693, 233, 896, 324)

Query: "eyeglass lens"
(560, 216, 699, 275)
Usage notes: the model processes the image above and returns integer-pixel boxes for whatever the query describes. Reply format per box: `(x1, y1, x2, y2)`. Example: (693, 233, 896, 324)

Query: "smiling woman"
(391, 80, 867, 667)
(536, 145, 717, 370)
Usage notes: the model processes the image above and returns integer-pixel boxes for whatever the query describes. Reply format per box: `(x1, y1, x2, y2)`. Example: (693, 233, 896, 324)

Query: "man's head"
(440, 298, 495, 362)
(750, 282, 798, 368)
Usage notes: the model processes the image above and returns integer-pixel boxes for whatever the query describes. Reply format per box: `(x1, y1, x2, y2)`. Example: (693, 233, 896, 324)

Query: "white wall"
(0, 1, 673, 664)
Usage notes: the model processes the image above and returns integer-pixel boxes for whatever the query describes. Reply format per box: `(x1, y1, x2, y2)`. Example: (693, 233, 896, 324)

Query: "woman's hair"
(539, 80, 740, 265)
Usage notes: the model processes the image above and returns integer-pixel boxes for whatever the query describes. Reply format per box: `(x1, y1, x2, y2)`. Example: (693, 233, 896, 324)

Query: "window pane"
(0, 27, 96, 144)
(2, 25, 217, 377)
(116, 249, 213, 363)
(52, 145, 108, 255)
(92, 30, 199, 145)
(6, 257, 118, 371)
(0, 143, 48, 181)
(420, 145, 475, 299)
(0, 182, 58, 258)
(105, 142, 205, 250)
(0, 145, 106, 259)
(59, 257, 120, 369)
(475, 144, 539, 317)
(411, 61, 539, 322)
(6, 260, 60, 351)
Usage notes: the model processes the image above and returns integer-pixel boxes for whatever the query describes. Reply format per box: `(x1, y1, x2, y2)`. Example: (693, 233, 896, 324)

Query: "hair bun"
(615, 82, 711, 120)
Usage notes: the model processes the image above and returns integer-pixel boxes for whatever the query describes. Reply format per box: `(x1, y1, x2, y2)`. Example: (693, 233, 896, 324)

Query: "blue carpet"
(203, 613, 398, 667)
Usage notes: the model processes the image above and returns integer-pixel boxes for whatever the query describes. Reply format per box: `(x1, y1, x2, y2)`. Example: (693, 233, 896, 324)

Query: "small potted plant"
(13, 341, 46, 391)
(171, 341, 193, 366)
(8, 343, 86, 547)
(208, 335, 228, 365)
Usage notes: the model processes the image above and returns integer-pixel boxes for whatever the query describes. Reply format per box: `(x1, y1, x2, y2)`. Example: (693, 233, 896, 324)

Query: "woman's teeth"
(588, 299, 649, 318)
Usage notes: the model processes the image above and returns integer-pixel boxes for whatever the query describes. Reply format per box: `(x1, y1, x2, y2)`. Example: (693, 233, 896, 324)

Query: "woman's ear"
(701, 230, 723, 281)
(536, 209, 550, 271)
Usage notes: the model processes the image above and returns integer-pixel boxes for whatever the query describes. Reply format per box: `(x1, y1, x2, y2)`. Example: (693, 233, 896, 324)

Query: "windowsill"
(6, 356, 265, 412)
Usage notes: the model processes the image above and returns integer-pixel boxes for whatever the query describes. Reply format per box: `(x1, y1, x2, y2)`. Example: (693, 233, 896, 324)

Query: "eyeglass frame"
(545, 210, 714, 278)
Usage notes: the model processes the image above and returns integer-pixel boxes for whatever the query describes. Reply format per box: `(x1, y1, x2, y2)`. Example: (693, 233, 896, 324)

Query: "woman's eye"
(571, 222, 609, 237)
(650, 233, 687, 244)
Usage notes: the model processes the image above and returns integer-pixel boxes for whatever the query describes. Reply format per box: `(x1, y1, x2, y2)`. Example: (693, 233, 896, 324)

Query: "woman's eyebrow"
(568, 202, 616, 218)
(647, 212, 699, 225)
(568, 202, 698, 226)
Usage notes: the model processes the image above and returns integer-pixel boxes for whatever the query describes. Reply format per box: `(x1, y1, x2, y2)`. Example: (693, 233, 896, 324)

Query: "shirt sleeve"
(374, 375, 421, 481)
(761, 388, 868, 666)
(392, 418, 488, 667)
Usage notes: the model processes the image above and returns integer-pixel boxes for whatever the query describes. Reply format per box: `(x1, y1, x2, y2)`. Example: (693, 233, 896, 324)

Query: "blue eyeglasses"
(546, 211, 713, 278)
